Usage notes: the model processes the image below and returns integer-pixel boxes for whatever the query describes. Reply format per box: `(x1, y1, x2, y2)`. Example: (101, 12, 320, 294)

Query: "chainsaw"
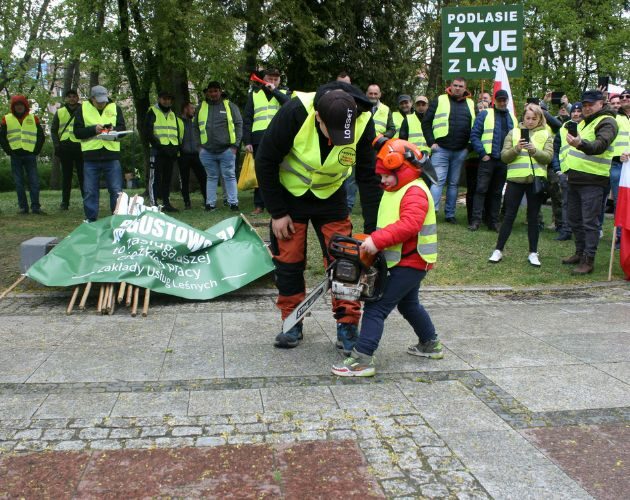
(282, 234, 388, 333)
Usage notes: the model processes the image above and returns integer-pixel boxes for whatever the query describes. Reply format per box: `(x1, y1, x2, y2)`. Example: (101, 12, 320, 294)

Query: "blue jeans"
(199, 148, 238, 206)
(355, 267, 435, 357)
(11, 155, 40, 211)
(83, 160, 122, 221)
(429, 146, 468, 218)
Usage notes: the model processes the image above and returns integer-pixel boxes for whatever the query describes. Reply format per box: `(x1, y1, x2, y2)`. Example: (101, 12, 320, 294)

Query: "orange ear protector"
(372, 135, 422, 170)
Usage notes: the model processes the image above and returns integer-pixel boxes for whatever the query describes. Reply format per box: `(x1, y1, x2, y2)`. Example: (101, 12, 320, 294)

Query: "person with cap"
(551, 102, 584, 241)
(422, 77, 476, 223)
(51, 89, 84, 210)
(414, 95, 429, 120)
(242, 68, 291, 215)
(331, 137, 442, 377)
(468, 89, 516, 231)
(392, 94, 413, 136)
(0, 95, 46, 214)
(195, 81, 243, 211)
(255, 81, 381, 350)
(73, 85, 127, 222)
(145, 90, 182, 212)
(561, 89, 618, 274)
(178, 101, 207, 209)
(397, 95, 430, 156)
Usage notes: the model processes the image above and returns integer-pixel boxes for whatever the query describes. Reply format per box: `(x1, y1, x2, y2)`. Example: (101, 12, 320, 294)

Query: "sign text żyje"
(441, 5, 523, 80)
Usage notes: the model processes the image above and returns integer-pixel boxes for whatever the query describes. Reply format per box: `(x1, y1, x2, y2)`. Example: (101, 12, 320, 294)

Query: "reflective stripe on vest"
(252, 89, 286, 132)
(480, 108, 517, 155)
(377, 179, 437, 267)
(432, 94, 475, 140)
(507, 128, 549, 180)
(558, 126, 571, 173)
(80, 101, 120, 153)
(392, 111, 404, 138)
(612, 114, 630, 156)
(4, 113, 37, 152)
(198, 100, 236, 145)
(57, 107, 80, 143)
(278, 92, 370, 199)
(406, 114, 429, 153)
(150, 105, 180, 146)
(564, 115, 615, 177)
(372, 103, 390, 135)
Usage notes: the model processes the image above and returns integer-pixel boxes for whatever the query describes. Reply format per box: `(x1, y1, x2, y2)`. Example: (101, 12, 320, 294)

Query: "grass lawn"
(0, 188, 625, 293)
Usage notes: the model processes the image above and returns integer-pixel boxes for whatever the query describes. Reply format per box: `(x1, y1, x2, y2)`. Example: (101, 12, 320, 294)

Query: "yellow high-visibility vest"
(149, 105, 180, 146)
(377, 179, 437, 267)
(564, 115, 616, 177)
(372, 103, 390, 135)
(432, 94, 475, 139)
(56, 107, 80, 143)
(506, 128, 550, 180)
(79, 101, 120, 153)
(406, 114, 430, 154)
(198, 100, 236, 145)
(612, 114, 629, 156)
(4, 113, 37, 152)
(252, 89, 287, 133)
(480, 108, 517, 155)
(392, 111, 404, 138)
(278, 92, 370, 199)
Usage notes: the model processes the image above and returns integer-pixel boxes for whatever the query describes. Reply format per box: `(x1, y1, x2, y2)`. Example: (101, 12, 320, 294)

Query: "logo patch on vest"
(338, 147, 356, 167)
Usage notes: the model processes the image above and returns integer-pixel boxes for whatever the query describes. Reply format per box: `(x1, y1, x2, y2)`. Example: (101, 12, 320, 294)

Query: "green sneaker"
(407, 339, 444, 359)
(331, 350, 375, 377)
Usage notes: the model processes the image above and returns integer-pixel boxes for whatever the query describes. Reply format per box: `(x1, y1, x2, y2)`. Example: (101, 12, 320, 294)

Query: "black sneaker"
(229, 204, 239, 211)
(205, 205, 216, 212)
(59, 203, 69, 210)
(407, 339, 444, 359)
(274, 323, 303, 348)
(445, 217, 457, 224)
(162, 204, 179, 213)
(18, 208, 29, 215)
(32, 209, 47, 215)
(554, 232, 572, 241)
(467, 222, 480, 231)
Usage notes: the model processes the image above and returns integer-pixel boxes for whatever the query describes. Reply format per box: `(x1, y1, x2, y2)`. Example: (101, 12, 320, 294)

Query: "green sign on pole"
(441, 4, 523, 80)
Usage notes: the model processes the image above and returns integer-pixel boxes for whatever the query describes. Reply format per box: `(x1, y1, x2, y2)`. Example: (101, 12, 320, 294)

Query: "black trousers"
(568, 183, 606, 257)
(58, 146, 84, 206)
(251, 144, 265, 209)
(471, 158, 506, 226)
(465, 158, 493, 225)
(178, 152, 207, 205)
(150, 153, 177, 206)
(496, 181, 543, 253)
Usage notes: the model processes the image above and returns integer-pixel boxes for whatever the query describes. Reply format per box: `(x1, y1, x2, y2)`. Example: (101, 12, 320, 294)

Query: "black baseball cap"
(204, 81, 222, 91)
(158, 90, 174, 99)
(64, 89, 78, 97)
(317, 90, 357, 146)
(398, 94, 412, 104)
(620, 89, 630, 97)
(581, 90, 604, 103)
(494, 89, 509, 100)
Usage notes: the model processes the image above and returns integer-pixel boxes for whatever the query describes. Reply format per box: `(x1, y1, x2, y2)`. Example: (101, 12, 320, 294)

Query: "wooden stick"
(125, 284, 134, 307)
(78, 282, 92, 310)
(108, 285, 116, 315)
(131, 287, 140, 317)
(66, 286, 80, 315)
(102, 284, 110, 314)
(0, 275, 26, 300)
(113, 192, 123, 215)
(142, 289, 150, 317)
(608, 225, 618, 281)
(117, 282, 127, 303)
(96, 284, 105, 313)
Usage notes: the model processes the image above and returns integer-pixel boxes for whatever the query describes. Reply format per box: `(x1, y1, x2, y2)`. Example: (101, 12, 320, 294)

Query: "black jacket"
(422, 91, 474, 150)
(255, 81, 381, 233)
(73, 101, 126, 162)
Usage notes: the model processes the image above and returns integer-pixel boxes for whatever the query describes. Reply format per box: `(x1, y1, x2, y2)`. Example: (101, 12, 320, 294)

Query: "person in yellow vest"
(468, 89, 516, 231)
(391, 94, 412, 137)
(414, 95, 429, 120)
(562, 90, 619, 274)
(488, 104, 554, 267)
(51, 89, 84, 210)
(0, 95, 46, 214)
(608, 89, 630, 249)
(255, 82, 382, 349)
(243, 68, 291, 215)
(195, 81, 243, 211)
(398, 95, 431, 156)
(145, 90, 182, 212)
(73, 85, 126, 222)
(422, 77, 476, 223)
(332, 138, 442, 377)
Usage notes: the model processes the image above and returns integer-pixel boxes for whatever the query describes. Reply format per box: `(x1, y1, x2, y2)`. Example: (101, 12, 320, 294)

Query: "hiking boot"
(572, 255, 594, 275)
(527, 252, 541, 267)
(467, 222, 480, 231)
(407, 339, 444, 359)
(274, 323, 303, 349)
(335, 323, 358, 356)
(331, 349, 375, 377)
(554, 232, 572, 241)
(162, 204, 179, 213)
(488, 249, 502, 263)
(562, 253, 582, 265)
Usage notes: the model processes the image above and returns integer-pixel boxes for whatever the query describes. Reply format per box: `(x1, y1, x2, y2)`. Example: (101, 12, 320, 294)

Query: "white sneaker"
(528, 252, 541, 267)
(488, 249, 503, 263)
(599, 229, 604, 240)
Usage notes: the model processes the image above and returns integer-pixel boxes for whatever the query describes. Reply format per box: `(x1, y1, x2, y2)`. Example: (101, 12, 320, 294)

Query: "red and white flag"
(616, 160, 630, 279)
(492, 58, 515, 115)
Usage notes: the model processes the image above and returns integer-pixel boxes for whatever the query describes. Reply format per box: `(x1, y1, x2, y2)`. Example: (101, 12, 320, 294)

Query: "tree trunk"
(89, 5, 106, 88)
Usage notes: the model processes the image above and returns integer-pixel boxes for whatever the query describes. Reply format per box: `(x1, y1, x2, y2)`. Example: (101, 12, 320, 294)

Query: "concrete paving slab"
(442, 430, 591, 499)
(188, 389, 263, 416)
(222, 312, 328, 345)
(397, 380, 474, 404)
(111, 392, 190, 417)
(64, 316, 175, 348)
(330, 383, 413, 411)
(0, 394, 47, 419)
(372, 346, 472, 373)
(159, 345, 223, 380)
(542, 331, 630, 363)
(483, 365, 630, 412)
(261, 386, 338, 413)
(167, 314, 222, 347)
(0, 347, 52, 383)
(430, 311, 526, 340)
(447, 336, 581, 369)
(34, 393, 118, 418)
(591, 361, 630, 384)
(27, 347, 165, 383)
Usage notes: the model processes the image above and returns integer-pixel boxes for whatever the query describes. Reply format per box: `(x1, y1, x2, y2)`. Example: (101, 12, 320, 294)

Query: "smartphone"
(526, 97, 540, 105)
(551, 91, 564, 105)
(598, 76, 610, 91)
(566, 121, 578, 137)
(521, 128, 530, 143)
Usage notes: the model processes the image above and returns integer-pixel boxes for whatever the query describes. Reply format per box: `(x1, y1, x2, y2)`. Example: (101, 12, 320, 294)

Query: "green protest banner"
(441, 4, 523, 80)
(26, 212, 275, 300)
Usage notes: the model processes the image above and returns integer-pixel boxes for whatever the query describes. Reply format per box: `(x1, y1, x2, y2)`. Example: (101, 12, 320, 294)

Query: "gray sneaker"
(407, 339, 444, 359)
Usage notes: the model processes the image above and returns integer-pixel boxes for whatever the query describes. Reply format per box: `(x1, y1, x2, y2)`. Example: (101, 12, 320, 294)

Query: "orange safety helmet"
(372, 135, 424, 170)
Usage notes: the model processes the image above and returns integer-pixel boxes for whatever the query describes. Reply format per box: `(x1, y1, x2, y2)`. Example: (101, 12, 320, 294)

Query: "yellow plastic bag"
(237, 152, 258, 190)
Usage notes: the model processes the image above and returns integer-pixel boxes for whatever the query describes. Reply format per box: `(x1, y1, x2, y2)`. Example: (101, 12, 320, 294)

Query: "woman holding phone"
(488, 104, 554, 266)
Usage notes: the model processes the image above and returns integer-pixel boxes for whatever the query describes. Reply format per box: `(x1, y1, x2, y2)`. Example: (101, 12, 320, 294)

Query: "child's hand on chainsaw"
(360, 236, 378, 255)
